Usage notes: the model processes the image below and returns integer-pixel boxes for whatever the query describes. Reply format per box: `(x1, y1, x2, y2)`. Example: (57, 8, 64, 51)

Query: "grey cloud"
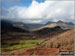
(1, 0, 74, 24)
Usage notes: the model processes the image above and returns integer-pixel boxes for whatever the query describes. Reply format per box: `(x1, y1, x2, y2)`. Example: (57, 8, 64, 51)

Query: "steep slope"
(41, 29, 74, 50)
(35, 26, 63, 36)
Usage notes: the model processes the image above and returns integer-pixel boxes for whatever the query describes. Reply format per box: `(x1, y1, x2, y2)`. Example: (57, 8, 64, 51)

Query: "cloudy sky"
(1, 0, 74, 24)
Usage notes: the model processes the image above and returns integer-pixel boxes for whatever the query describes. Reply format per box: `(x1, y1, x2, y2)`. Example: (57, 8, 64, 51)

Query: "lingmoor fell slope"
(41, 29, 74, 51)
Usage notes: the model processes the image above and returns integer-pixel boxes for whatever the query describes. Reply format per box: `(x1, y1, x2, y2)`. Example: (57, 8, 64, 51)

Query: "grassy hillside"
(41, 29, 74, 50)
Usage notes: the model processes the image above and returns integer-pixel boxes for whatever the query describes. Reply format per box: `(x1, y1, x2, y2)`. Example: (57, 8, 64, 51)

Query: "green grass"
(20, 39, 45, 44)
(1, 39, 45, 52)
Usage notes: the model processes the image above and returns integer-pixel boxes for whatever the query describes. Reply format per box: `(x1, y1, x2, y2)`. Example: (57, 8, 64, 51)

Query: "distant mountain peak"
(57, 20, 64, 23)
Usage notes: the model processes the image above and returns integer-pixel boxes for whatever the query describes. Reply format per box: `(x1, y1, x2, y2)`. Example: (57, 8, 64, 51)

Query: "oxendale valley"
(1, 0, 75, 56)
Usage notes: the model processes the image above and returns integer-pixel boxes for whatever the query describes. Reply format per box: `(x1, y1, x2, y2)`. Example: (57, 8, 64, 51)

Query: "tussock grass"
(41, 29, 74, 50)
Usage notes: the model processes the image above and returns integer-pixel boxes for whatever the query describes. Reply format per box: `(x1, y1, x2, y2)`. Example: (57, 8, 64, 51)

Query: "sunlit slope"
(32, 22, 74, 31)
(31, 23, 57, 31)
